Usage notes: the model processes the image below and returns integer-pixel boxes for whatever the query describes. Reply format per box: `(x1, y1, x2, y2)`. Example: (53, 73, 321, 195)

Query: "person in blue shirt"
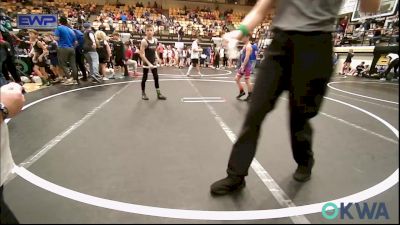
(205, 46, 211, 67)
(250, 42, 258, 74)
(54, 17, 79, 85)
(120, 14, 127, 32)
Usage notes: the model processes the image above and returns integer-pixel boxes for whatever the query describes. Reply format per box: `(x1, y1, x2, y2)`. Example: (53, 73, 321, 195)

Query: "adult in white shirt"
(1, 83, 25, 223)
(219, 47, 224, 68)
(186, 37, 203, 76)
(381, 53, 399, 80)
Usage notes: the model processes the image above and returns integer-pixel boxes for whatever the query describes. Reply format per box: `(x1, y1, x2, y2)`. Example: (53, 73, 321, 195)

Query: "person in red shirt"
(156, 43, 164, 65)
(339, 16, 348, 33)
(124, 41, 139, 77)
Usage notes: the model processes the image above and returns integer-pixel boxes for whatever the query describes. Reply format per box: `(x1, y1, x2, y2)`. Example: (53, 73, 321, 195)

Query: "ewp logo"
(322, 202, 389, 220)
(17, 14, 58, 29)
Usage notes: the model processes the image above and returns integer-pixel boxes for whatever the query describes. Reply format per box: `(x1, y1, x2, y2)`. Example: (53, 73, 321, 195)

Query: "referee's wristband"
(238, 24, 250, 37)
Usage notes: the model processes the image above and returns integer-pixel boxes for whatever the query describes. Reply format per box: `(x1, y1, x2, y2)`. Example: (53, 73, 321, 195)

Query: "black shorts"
(50, 56, 58, 66)
(34, 60, 47, 68)
(114, 58, 125, 66)
(99, 57, 108, 64)
(191, 59, 199, 66)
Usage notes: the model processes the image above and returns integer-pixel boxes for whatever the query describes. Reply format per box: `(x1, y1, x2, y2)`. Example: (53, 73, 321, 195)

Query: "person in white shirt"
(186, 37, 203, 76)
(380, 53, 399, 80)
(1, 82, 25, 223)
(219, 47, 225, 68)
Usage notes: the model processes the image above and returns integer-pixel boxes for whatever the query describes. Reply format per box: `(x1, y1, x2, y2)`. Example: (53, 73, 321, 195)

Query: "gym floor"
(3, 67, 399, 223)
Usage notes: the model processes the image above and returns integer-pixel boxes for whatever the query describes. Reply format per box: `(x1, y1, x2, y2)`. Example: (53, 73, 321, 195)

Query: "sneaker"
(157, 93, 167, 100)
(102, 77, 110, 81)
(244, 95, 251, 102)
(142, 93, 149, 100)
(52, 77, 61, 83)
(61, 78, 74, 85)
(62, 80, 74, 85)
(80, 77, 88, 82)
(91, 75, 102, 83)
(39, 80, 51, 87)
(199, 73, 204, 77)
(293, 159, 315, 182)
(210, 175, 246, 195)
(236, 91, 245, 99)
(380, 78, 386, 81)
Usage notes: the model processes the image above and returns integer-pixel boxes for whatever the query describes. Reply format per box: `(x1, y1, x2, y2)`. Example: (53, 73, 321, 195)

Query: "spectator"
(380, 53, 399, 80)
(369, 25, 382, 46)
(341, 49, 354, 75)
(332, 52, 339, 68)
(0, 32, 13, 86)
(0, 11, 22, 85)
(110, 32, 128, 78)
(353, 61, 365, 76)
(178, 26, 184, 41)
(361, 65, 370, 77)
(95, 30, 112, 80)
(250, 41, 258, 74)
(43, 33, 62, 83)
(54, 17, 79, 85)
(338, 15, 349, 33)
(82, 22, 102, 83)
(124, 41, 139, 77)
(72, 27, 88, 81)
(28, 29, 51, 86)
(120, 13, 127, 32)
(213, 47, 220, 69)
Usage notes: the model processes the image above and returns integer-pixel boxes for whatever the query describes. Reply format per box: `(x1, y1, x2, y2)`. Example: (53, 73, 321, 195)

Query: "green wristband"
(238, 24, 249, 37)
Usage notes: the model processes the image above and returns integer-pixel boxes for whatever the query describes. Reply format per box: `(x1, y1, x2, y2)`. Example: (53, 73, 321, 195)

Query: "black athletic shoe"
(142, 93, 149, 100)
(236, 91, 245, 99)
(293, 159, 315, 182)
(210, 175, 246, 195)
(157, 93, 167, 100)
